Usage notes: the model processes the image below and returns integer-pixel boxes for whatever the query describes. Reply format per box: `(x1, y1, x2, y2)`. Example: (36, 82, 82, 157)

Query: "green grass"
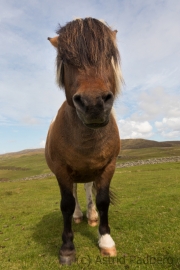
(0, 153, 50, 181)
(0, 149, 180, 269)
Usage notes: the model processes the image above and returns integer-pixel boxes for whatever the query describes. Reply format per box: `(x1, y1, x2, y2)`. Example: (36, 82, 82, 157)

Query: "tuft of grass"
(0, 161, 180, 269)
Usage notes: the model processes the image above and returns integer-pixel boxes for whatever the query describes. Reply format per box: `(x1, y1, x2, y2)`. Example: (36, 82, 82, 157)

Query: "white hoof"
(100, 246, 117, 256)
(98, 234, 117, 256)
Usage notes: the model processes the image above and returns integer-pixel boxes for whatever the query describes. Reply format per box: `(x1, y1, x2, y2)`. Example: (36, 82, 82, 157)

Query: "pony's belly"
(66, 165, 104, 183)
(72, 174, 97, 183)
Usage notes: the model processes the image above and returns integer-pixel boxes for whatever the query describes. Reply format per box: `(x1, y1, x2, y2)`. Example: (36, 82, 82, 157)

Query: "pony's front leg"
(59, 183, 76, 265)
(96, 184, 117, 257)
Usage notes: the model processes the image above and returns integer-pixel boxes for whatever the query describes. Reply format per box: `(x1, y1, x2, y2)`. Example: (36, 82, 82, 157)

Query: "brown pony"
(45, 17, 123, 265)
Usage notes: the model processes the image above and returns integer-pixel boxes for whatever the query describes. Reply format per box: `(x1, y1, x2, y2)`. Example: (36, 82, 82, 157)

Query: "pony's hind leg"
(85, 182, 98, 227)
(73, 183, 83, 223)
(59, 183, 76, 265)
(96, 185, 117, 257)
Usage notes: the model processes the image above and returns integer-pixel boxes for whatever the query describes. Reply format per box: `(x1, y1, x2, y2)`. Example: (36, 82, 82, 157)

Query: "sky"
(0, 0, 180, 154)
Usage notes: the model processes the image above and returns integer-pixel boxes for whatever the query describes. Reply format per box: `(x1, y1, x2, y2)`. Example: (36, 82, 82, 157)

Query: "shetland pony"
(45, 17, 123, 265)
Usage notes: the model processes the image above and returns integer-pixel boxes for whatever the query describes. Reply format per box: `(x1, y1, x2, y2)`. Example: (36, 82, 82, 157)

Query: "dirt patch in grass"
(0, 178, 10, 182)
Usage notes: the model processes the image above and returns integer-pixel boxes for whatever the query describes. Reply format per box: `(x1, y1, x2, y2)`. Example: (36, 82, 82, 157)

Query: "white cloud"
(40, 140, 45, 148)
(117, 85, 180, 141)
(118, 86, 179, 121)
(118, 119, 153, 139)
(155, 117, 180, 130)
(155, 117, 180, 139)
(117, 0, 180, 91)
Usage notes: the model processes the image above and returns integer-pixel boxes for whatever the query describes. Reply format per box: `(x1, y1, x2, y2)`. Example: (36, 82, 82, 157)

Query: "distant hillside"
(0, 139, 180, 157)
(120, 139, 180, 150)
(0, 148, 44, 157)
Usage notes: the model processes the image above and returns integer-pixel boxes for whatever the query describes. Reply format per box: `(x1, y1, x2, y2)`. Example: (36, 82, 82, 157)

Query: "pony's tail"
(92, 182, 119, 205)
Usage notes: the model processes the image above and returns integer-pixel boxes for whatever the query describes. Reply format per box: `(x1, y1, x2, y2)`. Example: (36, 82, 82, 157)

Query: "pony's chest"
(66, 145, 110, 172)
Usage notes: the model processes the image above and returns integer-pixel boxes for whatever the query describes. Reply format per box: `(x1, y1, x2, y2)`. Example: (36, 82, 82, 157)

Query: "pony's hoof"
(100, 246, 117, 257)
(60, 251, 76, 265)
(88, 219, 98, 227)
(73, 217, 83, 224)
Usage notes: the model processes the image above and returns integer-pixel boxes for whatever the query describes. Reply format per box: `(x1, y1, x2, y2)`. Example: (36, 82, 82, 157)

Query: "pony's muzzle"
(73, 92, 114, 128)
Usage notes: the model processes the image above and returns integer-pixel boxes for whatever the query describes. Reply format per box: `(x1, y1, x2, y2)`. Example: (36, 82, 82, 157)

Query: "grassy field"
(119, 142, 180, 163)
(0, 145, 180, 269)
(0, 151, 48, 181)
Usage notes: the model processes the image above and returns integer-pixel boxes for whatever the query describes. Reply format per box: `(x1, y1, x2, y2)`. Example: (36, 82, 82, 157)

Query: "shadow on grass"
(32, 210, 98, 257)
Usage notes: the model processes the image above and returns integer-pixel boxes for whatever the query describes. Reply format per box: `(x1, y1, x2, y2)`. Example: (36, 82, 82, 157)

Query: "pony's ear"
(47, 36, 58, 48)
(113, 30, 118, 37)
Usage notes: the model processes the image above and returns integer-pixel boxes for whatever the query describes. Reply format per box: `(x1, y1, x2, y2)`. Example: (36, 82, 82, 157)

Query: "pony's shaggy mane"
(56, 17, 123, 94)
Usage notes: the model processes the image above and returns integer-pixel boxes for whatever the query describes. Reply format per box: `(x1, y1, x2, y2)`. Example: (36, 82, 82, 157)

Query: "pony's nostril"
(73, 94, 84, 110)
(103, 92, 114, 103)
(73, 94, 81, 104)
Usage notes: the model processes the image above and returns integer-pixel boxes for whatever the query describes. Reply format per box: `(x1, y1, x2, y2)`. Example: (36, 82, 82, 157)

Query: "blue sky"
(0, 0, 180, 154)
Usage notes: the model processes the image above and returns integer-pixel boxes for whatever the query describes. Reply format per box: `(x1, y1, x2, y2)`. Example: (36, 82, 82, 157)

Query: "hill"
(0, 138, 180, 182)
(1, 139, 180, 158)
(120, 139, 180, 150)
(0, 148, 44, 158)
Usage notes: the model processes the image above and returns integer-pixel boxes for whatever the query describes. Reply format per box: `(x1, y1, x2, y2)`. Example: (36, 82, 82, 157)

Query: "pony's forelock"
(56, 60, 64, 88)
(56, 18, 123, 94)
